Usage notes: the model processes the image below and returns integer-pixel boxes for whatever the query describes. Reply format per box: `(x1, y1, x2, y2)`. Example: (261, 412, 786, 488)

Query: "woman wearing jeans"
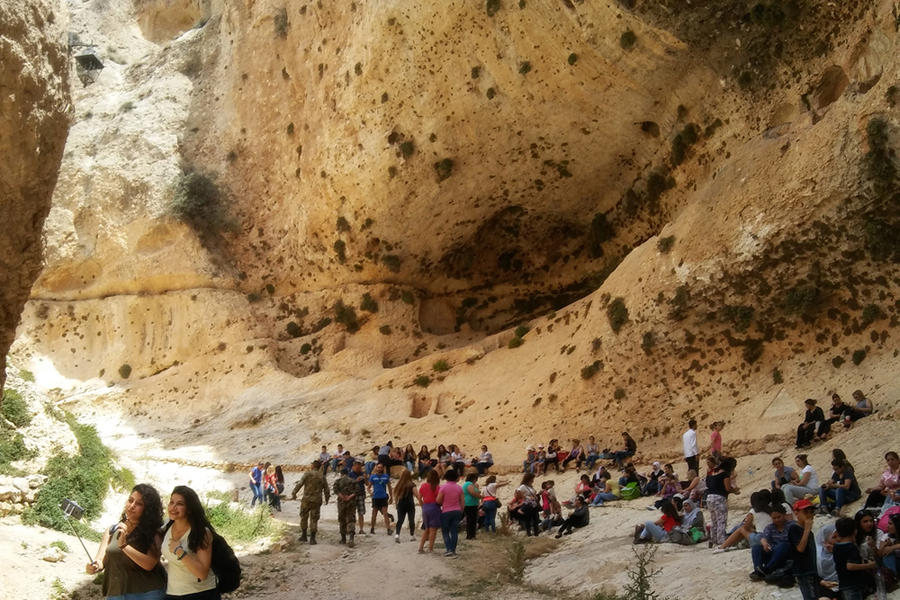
(436, 469, 464, 557)
(480, 475, 506, 532)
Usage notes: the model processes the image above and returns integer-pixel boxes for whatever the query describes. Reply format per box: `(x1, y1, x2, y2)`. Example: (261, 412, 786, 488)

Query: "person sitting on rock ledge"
(555, 496, 590, 538)
(475, 445, 493, 475)
(796, 398, 826, 448)
(612, 432, 637, 469)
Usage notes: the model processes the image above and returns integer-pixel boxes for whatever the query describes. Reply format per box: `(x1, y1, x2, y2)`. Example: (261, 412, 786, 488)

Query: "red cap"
(792, 499, 814, 511)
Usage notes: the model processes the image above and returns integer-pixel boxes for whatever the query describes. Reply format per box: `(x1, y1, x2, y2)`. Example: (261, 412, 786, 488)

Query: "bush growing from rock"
(607, 297, 629, 333)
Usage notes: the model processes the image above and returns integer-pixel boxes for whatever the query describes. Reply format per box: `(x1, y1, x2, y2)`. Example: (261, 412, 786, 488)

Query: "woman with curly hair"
(162, 485, 219, 599)
(86, 483, 167, 599)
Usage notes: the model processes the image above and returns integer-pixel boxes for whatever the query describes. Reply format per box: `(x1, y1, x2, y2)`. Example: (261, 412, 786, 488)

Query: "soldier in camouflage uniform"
(333, 467, 358, 547)
(291, 460, 330, 544)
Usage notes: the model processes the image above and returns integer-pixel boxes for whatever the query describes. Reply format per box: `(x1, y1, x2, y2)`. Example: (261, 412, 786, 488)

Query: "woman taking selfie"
(86, 483, 167, 599)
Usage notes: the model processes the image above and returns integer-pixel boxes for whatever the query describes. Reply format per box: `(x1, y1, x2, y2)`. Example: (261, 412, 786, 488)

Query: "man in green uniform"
(291, 460, 330, 544)
(332, 467, 358, 547)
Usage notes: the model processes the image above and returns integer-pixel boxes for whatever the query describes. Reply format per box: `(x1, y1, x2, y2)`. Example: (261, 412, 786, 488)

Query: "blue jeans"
(819, 487, 860, 511)
(751, 541, 791, 572)
(590, 492, 617, 506)
(365, 461, 376, 476)
(331, 457, 342, 472)
(585, 453, 599, 470)
(641, 520, 666, 542)
(109, 591, 165, 600)
(476, 461, 493, 475)
(249, 483, 263, 506)
(840, 586, 865, 600)
(482, 499, 498, 532)
(613, 450, 634, 467)
(440, 510, 462, 553)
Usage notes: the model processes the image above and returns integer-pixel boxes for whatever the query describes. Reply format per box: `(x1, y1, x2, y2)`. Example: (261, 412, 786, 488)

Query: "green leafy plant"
(273, 7, 289, 38)
(207, 502, 281, 542)
(414, 375, 431, 387)
(656, 236, 675, 253)
(433, 360, 450, 372)
(514, 325, 530, 338)
(434, 158, 454, 182)
(518, 61, 532, 75)
(607, 297, 629, 333)
(399, 140, 415, 158)
(614, 387, 626, 400)
(832, 356, 845, 368)
(852, 349, 866, 365)
(118, 364, 132, 379)
(1, 389, 31, 428)
(285, 322, 302, 338)
(336, 216, 351, 232)
(170, 171, 231, 236)
(720, 305, 754, 332)
(360, 293, 378, 313)
(508, 336, 524, 348)
(334, 301, 359, 333)
(567, 53, 578, 65)
(773, 368, 783, 384)
(382, 254, 401, 272)
(300, 343, 312, 354)
(581, 361, 601, 379)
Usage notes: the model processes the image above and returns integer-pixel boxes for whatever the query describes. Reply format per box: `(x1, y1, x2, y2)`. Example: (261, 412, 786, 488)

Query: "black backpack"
(163, 520, 241, 594)
(209, 530, 241, 594)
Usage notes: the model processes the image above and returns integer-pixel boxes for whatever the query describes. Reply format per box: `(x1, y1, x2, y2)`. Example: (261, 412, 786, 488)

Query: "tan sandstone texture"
(15, 0, 897, 465)
(0, 0, 70, 396)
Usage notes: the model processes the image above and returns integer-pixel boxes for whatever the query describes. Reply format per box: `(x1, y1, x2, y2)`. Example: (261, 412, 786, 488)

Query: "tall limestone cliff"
(0, 0, 70, 396)
(15, 0, 898, 463)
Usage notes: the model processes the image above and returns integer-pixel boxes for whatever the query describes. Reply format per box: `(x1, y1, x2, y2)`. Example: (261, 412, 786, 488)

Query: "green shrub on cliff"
(170, 171, 231, 236)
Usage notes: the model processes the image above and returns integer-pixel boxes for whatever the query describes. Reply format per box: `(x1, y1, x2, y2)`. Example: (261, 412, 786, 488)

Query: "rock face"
(0, 0, 70, 395)
(15, 0, 900, 463)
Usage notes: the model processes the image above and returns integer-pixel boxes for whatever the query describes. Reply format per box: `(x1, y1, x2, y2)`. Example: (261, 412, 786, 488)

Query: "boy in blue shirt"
(368, 462, 393, 535)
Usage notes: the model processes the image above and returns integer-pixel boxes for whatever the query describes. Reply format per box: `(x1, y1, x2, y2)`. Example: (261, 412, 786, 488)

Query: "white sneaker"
(394, 535, 400, 543)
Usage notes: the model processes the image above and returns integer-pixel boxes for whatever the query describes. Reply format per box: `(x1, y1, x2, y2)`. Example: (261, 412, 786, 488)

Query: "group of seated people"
(796, 390, 874, 449)
(714, 450, 900, 599)
(522, 432, 639, 475)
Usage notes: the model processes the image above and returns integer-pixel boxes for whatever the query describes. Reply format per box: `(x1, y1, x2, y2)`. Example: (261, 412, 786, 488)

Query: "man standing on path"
(349, 460, 367, 535)
(369, 462, 393, 535)
(333, 468, 357, 547)
(683, 419, 699, 474)
(292, 460, 330, 544)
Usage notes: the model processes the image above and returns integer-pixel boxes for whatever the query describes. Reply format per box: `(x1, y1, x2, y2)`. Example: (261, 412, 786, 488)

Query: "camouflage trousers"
(300, 499, 322, 533)
(337, 501, 356, 536)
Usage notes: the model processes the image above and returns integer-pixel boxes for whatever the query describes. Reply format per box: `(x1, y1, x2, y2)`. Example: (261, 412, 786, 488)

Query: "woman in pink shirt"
(710, 421, 724, 457)
(417, 470, 441, 553)
(436, 469, 464, 557)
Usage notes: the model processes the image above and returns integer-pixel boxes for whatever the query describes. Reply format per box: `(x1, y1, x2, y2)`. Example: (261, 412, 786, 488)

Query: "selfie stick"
(61, 498, 95, 563)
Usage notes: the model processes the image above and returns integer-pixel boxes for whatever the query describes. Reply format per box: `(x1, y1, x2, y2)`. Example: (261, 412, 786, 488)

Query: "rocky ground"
(2, 413, 897, 600)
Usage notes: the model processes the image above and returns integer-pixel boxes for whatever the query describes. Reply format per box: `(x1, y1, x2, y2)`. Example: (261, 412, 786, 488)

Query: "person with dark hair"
(850, 390, 874, 421)
(714, 489, 773, 552)
(555, 496, 590, 538)
(771, 457, 796, 491)
(418, 469, 442, 553)
(163, 485, 218, 599)
(480, 475, 507, 533)
(633, 499, 681, 543)
(516, 473, 541, 536)
(248, 462, 264, 507)
(437, 469, 464, 557)
(545, 439, 561, 473)
(749, 504, 793, 581)
(584, 436, 601, 471)
(476, 445, 494, 475)
(265, 465, 281, 512)
(613, 432, 637, 469)
(86, 484, 166, 599)
(709, 421, 724, 458)
(462, 472, 481, 540)
(706, 455, 739, 547)
(832, 516, 877, 600)
(333, 467, 358, 547)
(787, 499, 818, 600)
(823, 393, 851, 433)
(393, 468, 419, 543)
(561, 439, 584, 472)
(864, 451, 900, 510)
(782, 454, 819, 506)
(796, 398, 825, 448)
(819, 459, 861, 517)
(402, 444, 416, 474)
(348, 460, 367, 535)
(368, 462, 393, 536)
(879, 513, 900, 576)
(682, 419, 699, 473)
(417, 445, 433, 478)
(449, 444, 466, 475)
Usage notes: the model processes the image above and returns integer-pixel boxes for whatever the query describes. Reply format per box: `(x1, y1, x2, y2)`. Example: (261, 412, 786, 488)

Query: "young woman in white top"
(162, 485, 219, 599)
(516, 473, 541, 536)
(781, 454, 820, 506)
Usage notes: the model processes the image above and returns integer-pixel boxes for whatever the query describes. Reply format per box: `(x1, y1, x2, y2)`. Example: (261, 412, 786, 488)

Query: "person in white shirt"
(682, 419, 699, 473)
(782, 454, 820, 506)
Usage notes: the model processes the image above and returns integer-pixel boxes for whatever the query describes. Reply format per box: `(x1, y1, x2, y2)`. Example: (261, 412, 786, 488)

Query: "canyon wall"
(14, 0, 899, 463)
(0, 0, 71, 396)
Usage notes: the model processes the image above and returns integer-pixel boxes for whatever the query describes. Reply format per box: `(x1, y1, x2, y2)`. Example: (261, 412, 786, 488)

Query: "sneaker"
(410, 535, 416, 542)
(749, 569, 766, 582)
(370, 526, 375, 534)
(712, 547, 727, 554)
(443, 551, 453, 557)
(387, 528, 393, 535)
(418, 548, 425, 554)
(395, 535, 400, 543)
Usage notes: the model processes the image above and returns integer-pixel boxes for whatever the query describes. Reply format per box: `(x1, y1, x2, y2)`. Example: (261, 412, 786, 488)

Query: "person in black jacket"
(555, 496, 590, 538)
(795, 398, 825, 448)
